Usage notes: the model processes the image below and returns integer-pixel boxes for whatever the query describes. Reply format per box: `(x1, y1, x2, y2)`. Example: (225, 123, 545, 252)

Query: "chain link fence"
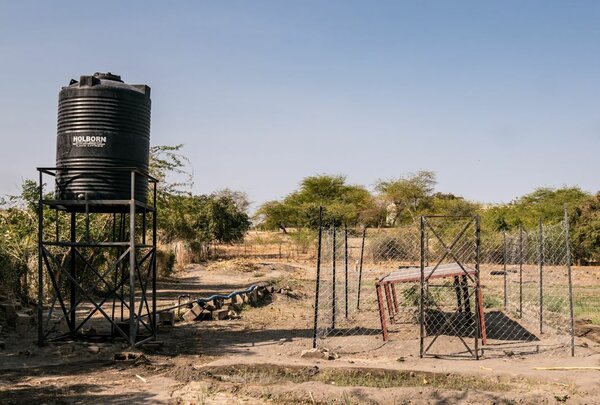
(418, 216, 483, 358)
(312, 211, 575, 359)
(478, 219, 575, 357)
(313, 226, 385, 354)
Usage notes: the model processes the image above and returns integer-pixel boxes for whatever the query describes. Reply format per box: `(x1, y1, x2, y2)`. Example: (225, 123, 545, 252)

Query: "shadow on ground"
(2, 383, 157, 405)
(158, 322, 313, 356)
(424, 310, 538, 341)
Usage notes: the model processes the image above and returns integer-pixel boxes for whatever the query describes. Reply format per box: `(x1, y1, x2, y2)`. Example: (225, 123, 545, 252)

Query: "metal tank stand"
(36, 167, 158, 347)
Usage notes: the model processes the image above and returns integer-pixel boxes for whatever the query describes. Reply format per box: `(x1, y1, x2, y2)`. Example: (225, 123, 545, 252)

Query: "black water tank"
(55, 72, 151, 202)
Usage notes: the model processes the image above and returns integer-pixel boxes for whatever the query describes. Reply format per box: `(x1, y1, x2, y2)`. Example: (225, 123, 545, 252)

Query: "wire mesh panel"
(314, 226, 385, 353)
(366, 226, 422, 342)
(312, 209, 575, 358)
(419, 216, 482, 359)
(540, 221, 573, 341)
(478, 219, 574, 357)
(478, 229, 542, 353)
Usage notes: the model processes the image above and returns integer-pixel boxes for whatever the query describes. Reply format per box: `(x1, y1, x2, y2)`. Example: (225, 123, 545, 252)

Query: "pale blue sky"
(0, 1, 598, 209)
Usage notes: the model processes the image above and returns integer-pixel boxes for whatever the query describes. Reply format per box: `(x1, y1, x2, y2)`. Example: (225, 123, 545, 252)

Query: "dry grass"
(193, 363, 537, 393)
(206, 258, 261, 273)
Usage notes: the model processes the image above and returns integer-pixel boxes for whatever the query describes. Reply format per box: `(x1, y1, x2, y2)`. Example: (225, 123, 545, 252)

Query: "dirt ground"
(2, 260, 600, 404)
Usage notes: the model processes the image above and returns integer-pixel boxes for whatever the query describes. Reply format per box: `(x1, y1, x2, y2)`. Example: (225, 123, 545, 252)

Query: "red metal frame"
(376, 263, 487, 344)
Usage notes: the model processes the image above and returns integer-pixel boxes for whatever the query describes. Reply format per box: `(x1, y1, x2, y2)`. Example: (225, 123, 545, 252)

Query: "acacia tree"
(255, 200, 295, 233)
(428, 192, 479, 217)
(571, 192, 600, 264)
(256, 174, 376, 230)
(150, 144, 194, 195)
(150, 145, 250, 245)
(375, 170, 437, 224)
(480, 187, 590, 232)
(212, 188, 251, 213)
(199, 194, 251, 243)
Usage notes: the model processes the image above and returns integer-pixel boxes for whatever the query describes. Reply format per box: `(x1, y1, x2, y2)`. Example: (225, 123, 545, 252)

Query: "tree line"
(255, 171, 599, 263)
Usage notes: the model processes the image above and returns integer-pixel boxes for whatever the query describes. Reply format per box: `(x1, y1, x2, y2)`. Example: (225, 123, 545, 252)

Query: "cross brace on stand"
(37, 167, 158, 347)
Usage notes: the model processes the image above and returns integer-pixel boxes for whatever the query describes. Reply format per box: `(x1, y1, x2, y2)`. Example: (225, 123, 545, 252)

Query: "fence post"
(419, 216, 425, 358)
(538, 217, 544, 334)
(425, 228, 429, 267)
(312, 207, 324, 349)
(332, 225, 337, 330)
(519, 225, 523, 319)
(564, 205, 575, 356)
(357, 227, 366, 309)
(344, 225, 349, 319)
(474, 216, 481, 360)
(37, 170, 44, 345)
(503, 231, 507, 310)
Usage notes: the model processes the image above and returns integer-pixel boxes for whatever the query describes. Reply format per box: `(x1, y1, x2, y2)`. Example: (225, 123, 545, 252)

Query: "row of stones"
(158, 284, 275, 325)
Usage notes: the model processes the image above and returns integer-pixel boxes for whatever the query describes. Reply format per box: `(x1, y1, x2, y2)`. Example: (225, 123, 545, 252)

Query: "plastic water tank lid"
(93, 72, 123, 82)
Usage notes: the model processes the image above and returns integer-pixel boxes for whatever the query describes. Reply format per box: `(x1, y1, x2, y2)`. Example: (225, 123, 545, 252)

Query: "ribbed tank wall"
(55, 73, 151, 201)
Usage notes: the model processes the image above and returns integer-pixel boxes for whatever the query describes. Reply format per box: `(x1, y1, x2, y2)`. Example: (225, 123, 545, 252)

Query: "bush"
(368, 230, 418, 262)
(156, 248, 176, 277)
(289, 228, 316, 254)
